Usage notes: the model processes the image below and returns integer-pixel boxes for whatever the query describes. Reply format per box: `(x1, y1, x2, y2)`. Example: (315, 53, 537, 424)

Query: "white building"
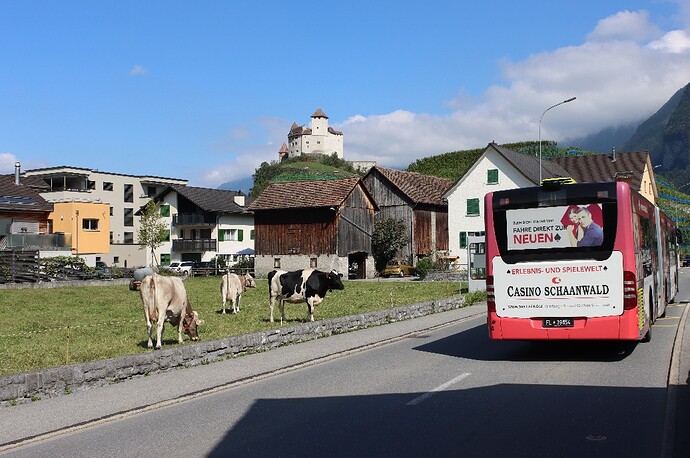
(443, 143, 569, 270)
(23, 166, 187, 268)
(287, 108, 344, 159)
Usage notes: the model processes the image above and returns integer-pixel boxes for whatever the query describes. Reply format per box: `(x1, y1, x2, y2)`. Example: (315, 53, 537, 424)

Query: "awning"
(235, 248, 255, 256)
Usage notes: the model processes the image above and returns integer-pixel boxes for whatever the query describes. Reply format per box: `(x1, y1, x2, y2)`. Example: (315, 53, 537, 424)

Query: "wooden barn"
(247, 177, 378, 279)
(362, 166, 452, 264)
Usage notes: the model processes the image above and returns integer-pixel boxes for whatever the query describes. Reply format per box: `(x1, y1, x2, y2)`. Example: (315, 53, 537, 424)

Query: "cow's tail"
(267, 270, 276, 296)
(142, 275, 159, 322)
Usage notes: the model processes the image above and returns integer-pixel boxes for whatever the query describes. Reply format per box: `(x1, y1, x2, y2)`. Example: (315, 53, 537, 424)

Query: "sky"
(1, 1, 690, 188)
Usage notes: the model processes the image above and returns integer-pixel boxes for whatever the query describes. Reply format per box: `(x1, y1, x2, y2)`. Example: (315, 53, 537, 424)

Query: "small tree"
(371, 218, 409, 272)
(137, 200, 168, 267)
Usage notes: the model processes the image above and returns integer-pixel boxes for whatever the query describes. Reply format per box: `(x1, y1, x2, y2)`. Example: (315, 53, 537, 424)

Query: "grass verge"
(0, 278, 465, 376)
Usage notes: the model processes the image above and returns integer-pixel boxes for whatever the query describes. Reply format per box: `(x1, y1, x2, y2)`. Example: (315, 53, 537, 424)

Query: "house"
(286, 108, 344, 160)
(0, 163, 57, 251)
(148, 185, 254, 267)
(247, 177, 377, 278)
(362, 166, 453, 265)
(443, 142, 570, 269)
(22, 166, 186, 267)
(550, 150, 657, 203)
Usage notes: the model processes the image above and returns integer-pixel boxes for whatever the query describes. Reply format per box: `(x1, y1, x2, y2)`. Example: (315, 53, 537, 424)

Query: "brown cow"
(140, 273, 204, 349)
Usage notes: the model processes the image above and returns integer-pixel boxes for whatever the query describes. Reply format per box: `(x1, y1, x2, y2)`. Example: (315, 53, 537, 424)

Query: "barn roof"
(489, 143, 570, 184)
(247, 177, 363, 210)
(549, 151, 650, 192)
(144, 185, 251, 215)
(367, 166, 453, 206)
(0, 174, 53, 212)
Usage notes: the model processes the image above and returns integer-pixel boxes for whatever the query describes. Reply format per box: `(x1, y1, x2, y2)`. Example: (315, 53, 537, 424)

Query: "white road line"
(406, 373, 471, 406)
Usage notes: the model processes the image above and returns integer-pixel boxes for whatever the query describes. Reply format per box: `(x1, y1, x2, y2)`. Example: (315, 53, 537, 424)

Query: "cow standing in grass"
(220, 272, 256, 314)
(140, 273, 204, 349)
(268, 269, 345, 323)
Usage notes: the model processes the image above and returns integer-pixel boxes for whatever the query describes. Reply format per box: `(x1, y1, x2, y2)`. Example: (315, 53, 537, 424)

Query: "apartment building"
(23, 166, 186, 268)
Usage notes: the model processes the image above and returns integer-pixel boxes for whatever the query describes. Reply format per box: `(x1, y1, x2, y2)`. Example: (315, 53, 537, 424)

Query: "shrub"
(415, 257, 434, 280)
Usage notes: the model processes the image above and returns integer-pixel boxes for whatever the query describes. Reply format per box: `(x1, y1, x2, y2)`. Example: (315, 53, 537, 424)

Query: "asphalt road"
(2, 273, 689, 457)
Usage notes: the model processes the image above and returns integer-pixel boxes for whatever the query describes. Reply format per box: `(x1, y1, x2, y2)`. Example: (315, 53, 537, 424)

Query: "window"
(160, 253, 170, 265)
(110, 232, 113, 244)
(487, 169, 499, 184)
(467, 198, 480, 216)
(124, 208, 134, 226)
(460, 232, 467, 249)
(220, 229, 244, 241)
(274, 258, 281, 268)
(310, 257, 317, 268)
(147, 186, 157, 197)
(110, 207, 113, 216)
(124, 232, 134, 244)
(82, 218, 99, 231)
(113, 256, 119, 264)
(250, 230, 255, 240)
(124, 184, 133, 203)
(160, 204, 170, 217)
(162, 229, 170, 241)
(103, 182, 113, 191)
(87, 180, 96, 190)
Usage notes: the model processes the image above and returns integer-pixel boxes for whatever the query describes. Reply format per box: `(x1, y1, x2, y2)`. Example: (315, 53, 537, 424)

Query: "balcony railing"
(172, 214, 216, 226)
(172, 239, 217, 252)
(2, 233, 72, 250)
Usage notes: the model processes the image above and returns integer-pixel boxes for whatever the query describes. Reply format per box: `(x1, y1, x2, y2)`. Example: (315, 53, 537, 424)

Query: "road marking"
(656, 317, 679, 321)
(654, 324, 677, 327)
(407, 373, 471, 406)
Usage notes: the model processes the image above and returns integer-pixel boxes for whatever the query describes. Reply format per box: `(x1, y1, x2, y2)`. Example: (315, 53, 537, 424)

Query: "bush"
(415, 257, 434, 280)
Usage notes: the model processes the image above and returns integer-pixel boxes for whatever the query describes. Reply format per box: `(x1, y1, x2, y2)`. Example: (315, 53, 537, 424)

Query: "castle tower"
(286, 108, 344, 159)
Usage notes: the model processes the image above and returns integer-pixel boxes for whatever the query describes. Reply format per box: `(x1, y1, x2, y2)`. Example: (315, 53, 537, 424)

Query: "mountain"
(218, 176, 253, 194)
(564, 122, 638, 154)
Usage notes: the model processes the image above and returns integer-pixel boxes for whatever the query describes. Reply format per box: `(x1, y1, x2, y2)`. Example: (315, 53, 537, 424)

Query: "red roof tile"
(247, 177, 361, 210)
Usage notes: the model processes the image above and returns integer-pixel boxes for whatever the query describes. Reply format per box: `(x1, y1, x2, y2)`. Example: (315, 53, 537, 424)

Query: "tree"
(371, 218, 409, 272)
(137, 200, 169, 266)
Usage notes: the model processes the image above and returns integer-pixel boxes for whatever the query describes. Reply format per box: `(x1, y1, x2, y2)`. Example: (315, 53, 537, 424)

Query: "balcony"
(172, 239, 217, 252)
(172, 214, 215, 226)
(2, 233, 72, 251)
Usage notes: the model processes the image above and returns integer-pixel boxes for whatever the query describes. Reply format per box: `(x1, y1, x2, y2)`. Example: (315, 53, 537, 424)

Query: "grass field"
(0, 277, 465, 376)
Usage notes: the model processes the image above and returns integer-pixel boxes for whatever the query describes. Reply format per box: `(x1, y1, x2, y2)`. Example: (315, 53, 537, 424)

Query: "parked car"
(683, 255, 690, 267)
(163, 261, 181, 272)
(382, 259, 416, 277)
(176, 261, 194, 276)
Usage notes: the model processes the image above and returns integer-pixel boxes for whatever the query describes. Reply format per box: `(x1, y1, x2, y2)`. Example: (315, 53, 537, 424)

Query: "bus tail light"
(486, 276, 495, 313)
(623, 271, 637, 310)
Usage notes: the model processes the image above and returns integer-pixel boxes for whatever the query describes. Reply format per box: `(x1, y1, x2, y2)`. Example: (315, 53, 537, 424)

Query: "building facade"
(23, 166, 187, 268)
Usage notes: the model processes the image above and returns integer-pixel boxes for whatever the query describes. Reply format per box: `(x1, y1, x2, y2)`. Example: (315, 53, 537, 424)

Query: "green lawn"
(0, 277, 463, 376)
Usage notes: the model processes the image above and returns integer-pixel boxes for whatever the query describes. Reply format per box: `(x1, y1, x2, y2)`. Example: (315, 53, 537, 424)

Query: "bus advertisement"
(485, 180, 680, 341)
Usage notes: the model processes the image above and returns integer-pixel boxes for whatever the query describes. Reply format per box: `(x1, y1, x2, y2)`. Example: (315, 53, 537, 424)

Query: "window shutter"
(160, 205, 170, 217)
(238, 229, 244, 241)
(250, 230, 255, 240)
(460, 232, 467, 248)
(467, 198, 480, 215)
(218, 230, 224, 242)
(487, 169, 498, 184)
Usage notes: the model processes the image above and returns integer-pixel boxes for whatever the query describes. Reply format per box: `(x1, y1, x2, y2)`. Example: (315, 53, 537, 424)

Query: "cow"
(268, 268, 345, 323)
(220, 272, 256, 314)
(140, 273, 204, 349)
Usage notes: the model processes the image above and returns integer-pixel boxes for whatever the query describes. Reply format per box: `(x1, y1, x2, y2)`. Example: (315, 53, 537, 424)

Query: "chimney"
(611, 147, 616, 162)
(233, 194, 245, 207)
(14, 161, 20, 185)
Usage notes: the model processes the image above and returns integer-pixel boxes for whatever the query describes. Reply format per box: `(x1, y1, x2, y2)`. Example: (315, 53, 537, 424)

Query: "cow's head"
(243, 274, 257, 289)
(327, 270, 345, 291)
(183, 310, 205, 341)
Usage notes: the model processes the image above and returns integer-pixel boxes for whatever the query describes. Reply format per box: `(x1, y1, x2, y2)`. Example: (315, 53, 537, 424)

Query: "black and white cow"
(268, 268, 345, 323)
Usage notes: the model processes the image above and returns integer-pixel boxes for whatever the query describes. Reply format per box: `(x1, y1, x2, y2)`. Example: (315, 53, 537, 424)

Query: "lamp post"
(539, 97, 576, 183)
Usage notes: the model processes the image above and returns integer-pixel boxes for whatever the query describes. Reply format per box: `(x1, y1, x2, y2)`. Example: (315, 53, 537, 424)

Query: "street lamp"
(539, 97, 576, 183)
(678, 182, 690, 191)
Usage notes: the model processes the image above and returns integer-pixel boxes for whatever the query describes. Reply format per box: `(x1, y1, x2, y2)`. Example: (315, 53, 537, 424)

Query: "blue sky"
(1, 1, 690, 188)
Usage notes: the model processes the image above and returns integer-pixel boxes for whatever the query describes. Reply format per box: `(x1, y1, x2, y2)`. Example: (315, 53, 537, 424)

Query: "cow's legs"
(269, 297, 275, 323)
(235, 293, 241, 314)
(155, 315, 166, 349)
(279, 299, 286, 325)
(222, 294, 227, 314)
(306, 298, 315, 322)
(176, 319, 184, 344)
(145, 310, 154, 349)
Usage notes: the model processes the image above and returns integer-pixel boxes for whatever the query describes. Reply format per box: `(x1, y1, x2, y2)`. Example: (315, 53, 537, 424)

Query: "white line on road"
(406, 373, 471, 406)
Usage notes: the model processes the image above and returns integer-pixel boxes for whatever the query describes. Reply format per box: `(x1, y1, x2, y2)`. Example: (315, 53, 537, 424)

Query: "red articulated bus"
(485, 180, 680, 341)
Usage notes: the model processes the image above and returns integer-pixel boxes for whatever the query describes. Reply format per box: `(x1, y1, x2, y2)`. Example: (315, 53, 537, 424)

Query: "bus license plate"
(543, 318, 574, 328)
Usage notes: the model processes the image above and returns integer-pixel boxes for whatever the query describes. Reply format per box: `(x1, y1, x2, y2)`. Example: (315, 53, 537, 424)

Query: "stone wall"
(0, 296, 465, 404)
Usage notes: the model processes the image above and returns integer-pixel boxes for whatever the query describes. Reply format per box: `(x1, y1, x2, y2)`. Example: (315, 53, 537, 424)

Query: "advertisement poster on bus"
(506, 204, 604, 250)
(492, 252, 623, 318)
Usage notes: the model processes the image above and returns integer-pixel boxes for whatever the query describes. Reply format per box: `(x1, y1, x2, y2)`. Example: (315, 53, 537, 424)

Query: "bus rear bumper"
(487, 312, 641, 340)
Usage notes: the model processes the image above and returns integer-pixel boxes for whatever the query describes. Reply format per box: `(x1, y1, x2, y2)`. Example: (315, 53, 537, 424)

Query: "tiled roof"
(0, 175, 53, 212)
(247, 177, 361, 210)
(312, 108, 328, 118)
(170, 186, 250, 213)
(371, 166, 453, 205)
(489, 143, 570, 184)
(549, 151, 649, 191)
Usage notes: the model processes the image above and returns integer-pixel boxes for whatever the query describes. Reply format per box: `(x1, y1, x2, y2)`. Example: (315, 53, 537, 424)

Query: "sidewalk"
(0, 304, 486, 450)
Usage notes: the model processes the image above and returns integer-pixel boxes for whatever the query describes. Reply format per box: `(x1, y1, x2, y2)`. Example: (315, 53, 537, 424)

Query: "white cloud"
(129, 65, 148, 77)
(586, 10, 661, 43)
(648, 29, 690, 52)
(0, 153, 18, 173)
